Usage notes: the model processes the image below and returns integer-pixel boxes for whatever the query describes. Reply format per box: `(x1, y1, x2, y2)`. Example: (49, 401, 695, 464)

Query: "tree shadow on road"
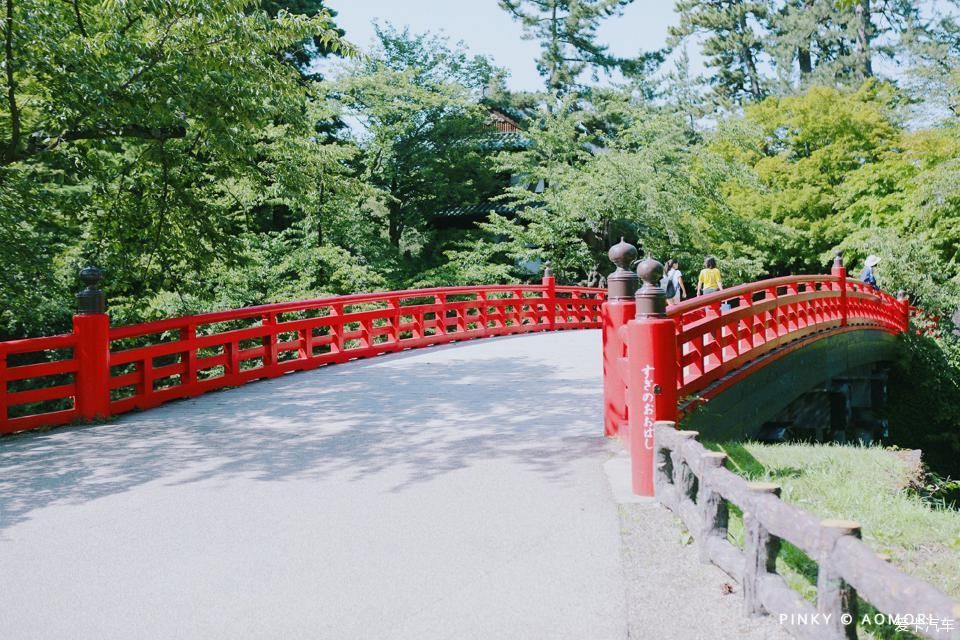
(0, 332, 608, 531)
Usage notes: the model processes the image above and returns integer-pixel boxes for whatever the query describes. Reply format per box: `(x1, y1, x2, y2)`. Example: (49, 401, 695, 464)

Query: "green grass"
(704, 441, 960, 639)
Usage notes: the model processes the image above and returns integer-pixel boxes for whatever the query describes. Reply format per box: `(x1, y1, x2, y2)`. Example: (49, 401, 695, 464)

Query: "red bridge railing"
(670, 274, 906, 398)
(601, 249, 911, 497)
(0, 272, 604, 435)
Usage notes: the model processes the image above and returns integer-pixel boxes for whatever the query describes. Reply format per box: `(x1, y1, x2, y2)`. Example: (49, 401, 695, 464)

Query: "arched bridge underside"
(682, 328, 900, 440)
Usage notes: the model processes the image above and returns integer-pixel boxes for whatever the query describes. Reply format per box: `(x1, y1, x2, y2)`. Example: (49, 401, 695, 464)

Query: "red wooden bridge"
(0, 247, 908, 491)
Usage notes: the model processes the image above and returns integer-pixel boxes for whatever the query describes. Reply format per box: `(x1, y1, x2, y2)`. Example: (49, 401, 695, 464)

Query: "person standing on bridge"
(860, 255, 881, 290)
(662, 259, 687, 305)
(696, 257, 723, 296)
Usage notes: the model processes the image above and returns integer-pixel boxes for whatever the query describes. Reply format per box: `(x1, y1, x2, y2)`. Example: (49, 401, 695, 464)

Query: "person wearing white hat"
(860, 255, 881, 290)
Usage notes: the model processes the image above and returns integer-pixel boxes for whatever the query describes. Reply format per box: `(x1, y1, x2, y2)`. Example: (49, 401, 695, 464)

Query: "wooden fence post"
(697, 451, 729, 564)
(818, 519, 861, 639)
(744, 482, 782, 617)
(671, 430, 699, 501)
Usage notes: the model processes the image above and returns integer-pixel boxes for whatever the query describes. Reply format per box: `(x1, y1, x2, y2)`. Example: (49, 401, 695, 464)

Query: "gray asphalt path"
(0, 330, 791, 640)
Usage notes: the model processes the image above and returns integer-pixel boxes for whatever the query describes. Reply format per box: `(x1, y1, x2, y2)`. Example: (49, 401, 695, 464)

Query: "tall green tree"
(670, 0, 770, 103)
(712, 81, 903, 274)
(324, 26, 503, 251)
(0, 0, 352, 336)
(901, 2, 960, 118)
(498, 0, 661, 92)
(443, 91, 769, 284)
(768, 0, 923, 87)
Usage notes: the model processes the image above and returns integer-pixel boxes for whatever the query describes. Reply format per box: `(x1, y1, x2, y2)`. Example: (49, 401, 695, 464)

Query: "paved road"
(0, 330, 790, 640)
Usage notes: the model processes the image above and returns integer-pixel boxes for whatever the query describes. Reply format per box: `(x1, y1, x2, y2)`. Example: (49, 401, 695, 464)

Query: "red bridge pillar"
(602, 240, 638, 438)
(627, 258, 678, 497)
(74, 267, 111, 422)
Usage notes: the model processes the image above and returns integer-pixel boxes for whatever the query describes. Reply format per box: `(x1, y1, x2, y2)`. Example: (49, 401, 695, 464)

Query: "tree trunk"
(798, 47, 812, 76)
(388, 202, 402, 247)
(548, 1, 560, 92)
(798, 0, 813, 77)
(737, 13, 763, 100)
(3, 0, 21, 164)
(388, 175, 402, 247)
(854, 0, 873, 79)
(743, 46, 763, 100)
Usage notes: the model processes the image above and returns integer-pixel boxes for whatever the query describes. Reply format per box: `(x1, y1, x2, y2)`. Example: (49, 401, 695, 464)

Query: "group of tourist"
(660, 257, 724, 306)
(660, 254, 883, 306)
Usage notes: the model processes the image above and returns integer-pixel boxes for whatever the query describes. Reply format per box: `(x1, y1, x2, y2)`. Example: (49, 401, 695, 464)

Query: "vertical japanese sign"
(627, 315, 678, 497)
(641, 364, 655, 451)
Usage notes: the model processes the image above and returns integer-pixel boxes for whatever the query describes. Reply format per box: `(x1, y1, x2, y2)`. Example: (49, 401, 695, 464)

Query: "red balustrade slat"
(7, 383, 77, 407)
(182, 323, 198, 393)
(5, 358, 79, 382)
(1, 333, 76, 355)
(2, 408, 77, 434)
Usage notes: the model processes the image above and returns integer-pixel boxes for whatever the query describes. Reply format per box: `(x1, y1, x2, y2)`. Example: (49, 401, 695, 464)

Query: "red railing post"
(182, 322, 198, 393)
(73, 267, 111, 422)
(831, 251, 848, 327)
(602, 240, 638, 439)
(478, 291, 489, 337)
(261, 312, 279, 374)
(896, 290, 911, 332)
(542, 261, 556, 330)
(627, 258, 679, 497)
(0, 342, 7, 428)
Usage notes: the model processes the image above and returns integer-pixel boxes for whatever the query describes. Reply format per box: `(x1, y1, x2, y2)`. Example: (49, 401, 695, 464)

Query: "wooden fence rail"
(653, 422, 960, 640)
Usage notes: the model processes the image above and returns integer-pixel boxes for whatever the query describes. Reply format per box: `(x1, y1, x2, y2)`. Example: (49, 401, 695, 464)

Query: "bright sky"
(325, 0, 694, 91)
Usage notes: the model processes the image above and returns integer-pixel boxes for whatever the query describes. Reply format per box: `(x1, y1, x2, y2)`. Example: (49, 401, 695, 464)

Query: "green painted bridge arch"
(680, 328, 900, 442)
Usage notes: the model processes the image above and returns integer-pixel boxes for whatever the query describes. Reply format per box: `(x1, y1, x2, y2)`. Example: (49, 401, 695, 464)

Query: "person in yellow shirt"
(696, 257, 723, 295)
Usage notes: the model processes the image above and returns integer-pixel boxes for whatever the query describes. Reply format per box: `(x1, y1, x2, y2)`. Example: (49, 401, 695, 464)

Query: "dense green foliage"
(2, 0, 960, 470)
(324, 25, 502, 250)
(1, 0, 354, 335)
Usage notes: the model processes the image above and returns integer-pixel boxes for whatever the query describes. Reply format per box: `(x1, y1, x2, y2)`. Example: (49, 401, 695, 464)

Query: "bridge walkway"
(0, 330, 787, 639)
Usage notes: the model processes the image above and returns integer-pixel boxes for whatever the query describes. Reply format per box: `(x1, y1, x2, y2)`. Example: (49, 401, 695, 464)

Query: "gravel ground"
(617, 498, 793, 640)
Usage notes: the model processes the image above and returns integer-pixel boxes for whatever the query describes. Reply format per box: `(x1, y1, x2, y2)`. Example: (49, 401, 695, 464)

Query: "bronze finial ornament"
(607, 238, 639, 300)
(76, 266, 105, 314)
(635, 257, 666, 317)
